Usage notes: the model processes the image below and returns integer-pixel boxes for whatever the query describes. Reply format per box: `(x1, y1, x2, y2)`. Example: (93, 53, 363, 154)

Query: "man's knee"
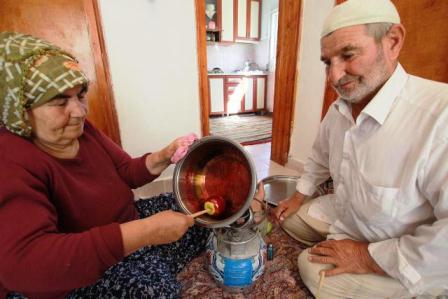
(297, 249, 412, 299)
(298, 249, 321, 294)
(282, 212, 324, 246)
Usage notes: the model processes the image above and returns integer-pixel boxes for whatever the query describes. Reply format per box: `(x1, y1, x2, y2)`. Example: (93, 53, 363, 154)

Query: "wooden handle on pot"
(190, 209, 209, 218)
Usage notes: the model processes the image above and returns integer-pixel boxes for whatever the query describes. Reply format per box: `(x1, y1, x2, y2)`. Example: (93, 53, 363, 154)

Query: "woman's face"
(27, 85, 88, 146)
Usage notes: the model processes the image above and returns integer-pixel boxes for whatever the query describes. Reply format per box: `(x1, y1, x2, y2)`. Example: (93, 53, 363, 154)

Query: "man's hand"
(308, 239, 387, 277)
(273, 191, 305, 223)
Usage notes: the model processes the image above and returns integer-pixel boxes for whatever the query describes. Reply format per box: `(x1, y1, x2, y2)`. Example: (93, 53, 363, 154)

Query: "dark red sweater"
(0, 122, 158, 298)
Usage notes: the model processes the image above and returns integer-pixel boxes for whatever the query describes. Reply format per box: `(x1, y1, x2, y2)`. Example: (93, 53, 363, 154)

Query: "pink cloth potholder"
(170, 133, 198, 163)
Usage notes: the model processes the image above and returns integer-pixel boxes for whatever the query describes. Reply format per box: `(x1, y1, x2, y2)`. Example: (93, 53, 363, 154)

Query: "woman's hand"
(273, 191, 305, 223)
(146, 133, 198, 175)
(120, 210, 195, 256)
(143, 210, 195, 245)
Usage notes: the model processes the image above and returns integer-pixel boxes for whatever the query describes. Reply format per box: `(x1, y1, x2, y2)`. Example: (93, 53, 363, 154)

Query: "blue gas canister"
(207, 227, 266, 292)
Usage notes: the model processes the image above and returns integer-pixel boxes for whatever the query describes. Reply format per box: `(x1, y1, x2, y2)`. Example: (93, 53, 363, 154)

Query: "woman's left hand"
(146, 133, 198, 175)
(168, 133, 198, 163)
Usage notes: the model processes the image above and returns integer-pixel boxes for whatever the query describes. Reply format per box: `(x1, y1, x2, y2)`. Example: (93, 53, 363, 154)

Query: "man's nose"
(328, 60, 346, 85)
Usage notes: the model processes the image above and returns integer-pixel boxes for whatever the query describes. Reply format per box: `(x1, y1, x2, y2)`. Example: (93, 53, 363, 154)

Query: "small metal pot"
(173, 136, 257, 228)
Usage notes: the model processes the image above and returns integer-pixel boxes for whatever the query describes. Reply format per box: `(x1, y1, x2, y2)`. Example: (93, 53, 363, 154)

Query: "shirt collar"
(333, 63, 408, 125)
(360, 63, 408, 125)
(333, 98, 353, 122)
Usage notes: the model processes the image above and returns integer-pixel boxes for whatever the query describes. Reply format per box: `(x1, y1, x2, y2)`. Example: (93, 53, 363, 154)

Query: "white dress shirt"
(296, 64, 448, 295)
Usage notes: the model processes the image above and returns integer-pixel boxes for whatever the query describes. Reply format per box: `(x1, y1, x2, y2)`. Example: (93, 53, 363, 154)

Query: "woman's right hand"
(120, 210, 195, 256)
(273, 191, 305, 224)
(145, 210, 194, 245)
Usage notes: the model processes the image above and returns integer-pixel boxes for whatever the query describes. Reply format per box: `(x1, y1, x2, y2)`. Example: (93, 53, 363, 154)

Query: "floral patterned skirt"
(8, 193, 210, 299)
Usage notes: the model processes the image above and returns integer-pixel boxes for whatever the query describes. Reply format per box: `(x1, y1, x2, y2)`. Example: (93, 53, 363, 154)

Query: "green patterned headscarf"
(0, 32, 89, 137)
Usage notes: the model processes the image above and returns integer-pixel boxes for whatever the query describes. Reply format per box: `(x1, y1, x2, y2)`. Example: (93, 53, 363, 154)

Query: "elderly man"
(274, 0, 448, 298)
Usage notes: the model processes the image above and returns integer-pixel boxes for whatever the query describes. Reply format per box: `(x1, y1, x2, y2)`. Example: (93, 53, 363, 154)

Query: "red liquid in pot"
(182, 153, 251, 219)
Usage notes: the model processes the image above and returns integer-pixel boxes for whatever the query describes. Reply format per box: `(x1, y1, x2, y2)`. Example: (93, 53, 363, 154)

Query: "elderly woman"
(0, 32, 209, 299)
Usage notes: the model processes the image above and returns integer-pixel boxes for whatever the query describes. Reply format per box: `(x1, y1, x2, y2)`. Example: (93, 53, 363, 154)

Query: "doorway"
(195, 0, 303, 165)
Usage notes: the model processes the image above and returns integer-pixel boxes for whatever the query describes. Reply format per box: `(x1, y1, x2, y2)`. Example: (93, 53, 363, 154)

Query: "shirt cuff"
(296, 178, 316, 196)
(368, 239, 422, 294)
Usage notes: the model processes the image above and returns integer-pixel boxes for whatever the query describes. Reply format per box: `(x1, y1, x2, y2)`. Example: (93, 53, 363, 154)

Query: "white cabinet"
(249, 0, 260, 39)
(209, 0, 261, 43)
(209, 75, 266, 116)
(235, 0, 261, 42)
(236, 0, 247, 39)
(256, 76, 265, 109)
(221, 0, 234, 42)
(244, 78, 254, 110)
(209, 77, 225, 114)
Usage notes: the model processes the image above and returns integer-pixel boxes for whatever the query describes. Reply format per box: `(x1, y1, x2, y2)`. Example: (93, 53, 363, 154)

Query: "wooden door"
(0, 0, 121, 144)
(321, 0, 448, 119)
(270, 0, 302, 164)
(393, 0, 448, 83)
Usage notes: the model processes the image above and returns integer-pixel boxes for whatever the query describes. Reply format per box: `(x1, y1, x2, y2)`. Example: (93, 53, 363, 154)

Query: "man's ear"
(383, 24, 406, 60)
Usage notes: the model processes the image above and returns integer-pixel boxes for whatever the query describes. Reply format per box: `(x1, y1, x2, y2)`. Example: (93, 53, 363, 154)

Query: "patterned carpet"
(210, 114, 272, 145)
(178, 213, 313, 298)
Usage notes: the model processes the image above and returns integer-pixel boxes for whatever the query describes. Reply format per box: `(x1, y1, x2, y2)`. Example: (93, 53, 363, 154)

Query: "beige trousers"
(282, 200, 414, 299)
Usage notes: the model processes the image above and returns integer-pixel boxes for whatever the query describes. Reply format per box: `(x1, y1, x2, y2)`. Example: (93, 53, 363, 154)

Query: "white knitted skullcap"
(321, 0, 400, 38)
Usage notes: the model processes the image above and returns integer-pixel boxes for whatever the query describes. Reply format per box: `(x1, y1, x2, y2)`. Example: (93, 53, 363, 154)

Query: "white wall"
(288, 0, 334, 168)
(98, 0, 201, 178)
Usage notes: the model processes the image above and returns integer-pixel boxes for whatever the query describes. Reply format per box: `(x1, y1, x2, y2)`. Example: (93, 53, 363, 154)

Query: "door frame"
(85, 0, 121, 145)
(195, 0, 303, 165)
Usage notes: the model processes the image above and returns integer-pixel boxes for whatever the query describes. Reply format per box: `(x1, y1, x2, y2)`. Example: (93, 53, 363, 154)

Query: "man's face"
(320, 25, 391, 104)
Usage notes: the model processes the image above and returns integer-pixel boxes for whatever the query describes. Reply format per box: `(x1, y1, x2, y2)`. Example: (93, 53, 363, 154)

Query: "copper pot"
(173, 136, 257, 228)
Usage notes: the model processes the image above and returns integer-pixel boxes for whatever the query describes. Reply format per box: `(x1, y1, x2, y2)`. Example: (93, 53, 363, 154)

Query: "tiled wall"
(207, 43, 256, 73)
